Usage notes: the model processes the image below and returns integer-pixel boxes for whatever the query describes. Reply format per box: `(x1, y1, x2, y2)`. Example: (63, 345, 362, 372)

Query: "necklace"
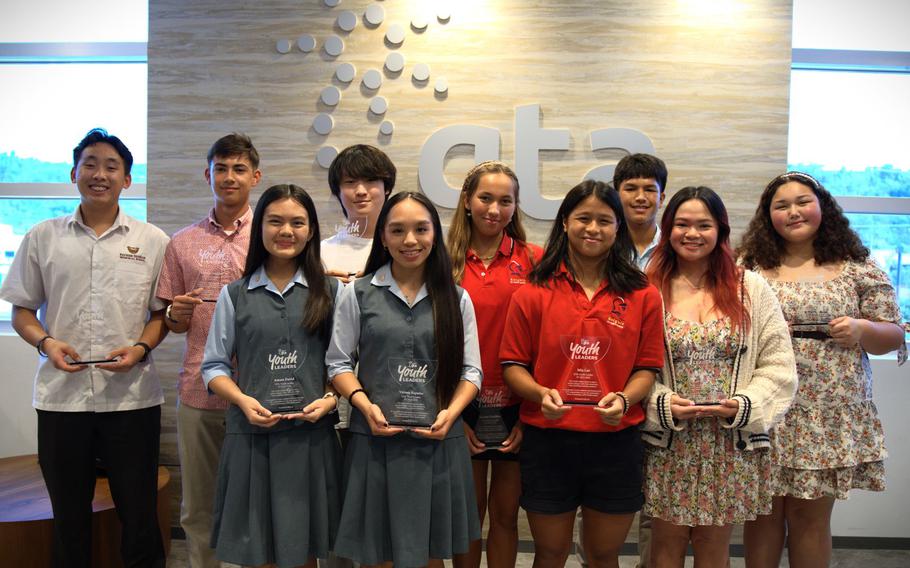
(680, 274, 706, 290)
(477, 252, 496, 261)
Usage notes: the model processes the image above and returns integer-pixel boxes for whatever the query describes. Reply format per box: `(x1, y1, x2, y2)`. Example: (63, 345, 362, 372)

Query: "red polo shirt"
(500, 264, 664, 432)
(462, 236, 543, 408)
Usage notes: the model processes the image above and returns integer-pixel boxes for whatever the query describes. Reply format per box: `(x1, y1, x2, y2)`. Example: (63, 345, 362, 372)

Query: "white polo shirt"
(0, 207, 170, 412)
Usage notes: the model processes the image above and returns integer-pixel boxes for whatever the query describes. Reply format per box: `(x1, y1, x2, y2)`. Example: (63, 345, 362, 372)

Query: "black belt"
(791, 330, 830, 340)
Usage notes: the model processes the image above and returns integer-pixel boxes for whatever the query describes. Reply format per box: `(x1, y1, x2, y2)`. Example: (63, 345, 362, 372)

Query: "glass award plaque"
(333, 216, 369, 239)
(473, 385, 512, 446)
(378, 358, 437, 427)
(560, 335, 610, 406)
(194, 247, 233, 302)
(261, 346, 314, 414)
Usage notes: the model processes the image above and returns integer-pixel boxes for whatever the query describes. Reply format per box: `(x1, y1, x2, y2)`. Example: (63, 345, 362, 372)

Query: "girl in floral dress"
(739, 172, 905, 568)
(643, 186, 797, 567)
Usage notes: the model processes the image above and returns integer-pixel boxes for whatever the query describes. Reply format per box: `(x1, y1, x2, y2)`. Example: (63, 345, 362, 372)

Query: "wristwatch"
(165, 304, 179, 324)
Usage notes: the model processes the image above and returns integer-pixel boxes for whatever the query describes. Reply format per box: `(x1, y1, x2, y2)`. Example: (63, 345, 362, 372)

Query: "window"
(789, 0, 910, 329)
(0, 0, 148, 324)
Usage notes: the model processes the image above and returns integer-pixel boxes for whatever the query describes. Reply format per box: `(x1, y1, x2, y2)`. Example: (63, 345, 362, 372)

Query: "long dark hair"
(530, 180, 647, 294)
(738, 171, 869, 270)
(647, 186, 750, 332)
(244, 184, 333, 337)
(363, 192, 464, 408)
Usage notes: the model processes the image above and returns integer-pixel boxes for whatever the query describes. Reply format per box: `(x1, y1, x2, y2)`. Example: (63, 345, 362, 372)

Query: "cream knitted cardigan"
(642, 270, 797, 451)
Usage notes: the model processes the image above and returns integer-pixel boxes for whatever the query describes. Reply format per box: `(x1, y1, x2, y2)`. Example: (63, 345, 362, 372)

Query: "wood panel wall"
(149, 0, 792, 525)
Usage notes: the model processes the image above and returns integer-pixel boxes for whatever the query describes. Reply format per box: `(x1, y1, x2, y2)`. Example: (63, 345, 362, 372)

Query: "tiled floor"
(165, 538, 910, 568)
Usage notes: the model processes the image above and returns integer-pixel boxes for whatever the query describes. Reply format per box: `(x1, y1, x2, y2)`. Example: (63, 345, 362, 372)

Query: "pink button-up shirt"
(156, 208, 252, 409)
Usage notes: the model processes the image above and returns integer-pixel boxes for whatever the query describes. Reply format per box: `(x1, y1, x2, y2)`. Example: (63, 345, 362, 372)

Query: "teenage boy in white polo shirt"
(0, 128, 170, 568)
(155, 133, 261, 568)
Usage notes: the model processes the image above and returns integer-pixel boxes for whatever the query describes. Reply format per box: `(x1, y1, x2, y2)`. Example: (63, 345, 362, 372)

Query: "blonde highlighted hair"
(446, 161, 528, 283)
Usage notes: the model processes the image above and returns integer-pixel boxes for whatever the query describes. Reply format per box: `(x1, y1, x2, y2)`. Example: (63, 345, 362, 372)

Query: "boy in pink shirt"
(156, 133, 261, 568)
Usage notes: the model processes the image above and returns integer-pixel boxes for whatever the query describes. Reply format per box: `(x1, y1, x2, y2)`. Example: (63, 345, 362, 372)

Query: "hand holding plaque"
(560, 335, 611, 406)
(261, 347, 319, 415)
(377, 358, 437, 428)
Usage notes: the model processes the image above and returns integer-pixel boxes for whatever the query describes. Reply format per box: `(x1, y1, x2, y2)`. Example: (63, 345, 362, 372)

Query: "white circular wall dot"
(335, 62, 356, 83)
(434, 77, 448, 94)
(324, 35, 344, 57)
(313, 113, 334, 135)
(362, 69, 382, 90)
(337, 10, 357, 32)
(276, 39, 292, 54)
(323, 0, 340, 7)
(384, 52, 404, 73)
(316, 146, 339, 168)
(412, 63, 430, 82)
(411, 16, 428, 32)
(437, 8, 451, 23)
(297, 35, 316, 52)
(364, 4, 385, 26)
(385, 23, 406, 45)
(379, 121, 394, 136)
(369, 96, 388, 115)
(320, 86, 341, 106)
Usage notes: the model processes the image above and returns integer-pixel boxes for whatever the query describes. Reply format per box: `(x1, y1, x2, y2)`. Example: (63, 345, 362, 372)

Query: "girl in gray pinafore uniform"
(202, 185, 342, 568)
(326, 192, 483, 568)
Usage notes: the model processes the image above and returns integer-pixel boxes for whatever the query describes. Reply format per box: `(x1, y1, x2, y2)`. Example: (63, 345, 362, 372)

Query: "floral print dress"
(766, 259, 902, 499)
(644, 314, 772, 526)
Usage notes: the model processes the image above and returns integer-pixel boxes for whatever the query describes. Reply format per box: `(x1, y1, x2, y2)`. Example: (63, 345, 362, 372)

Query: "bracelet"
(133, 342, 152, 363)
(349, 388, 367, 403)
(615, 391, 630, 416)
(322, 392, 337, 399)
(36, 335, 53, 357)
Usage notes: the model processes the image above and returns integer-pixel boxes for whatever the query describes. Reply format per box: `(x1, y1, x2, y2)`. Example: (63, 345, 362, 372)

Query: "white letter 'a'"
(583, 128, 656, 183)
(418, 125, 500, 209)
(514, 104, 570, 220)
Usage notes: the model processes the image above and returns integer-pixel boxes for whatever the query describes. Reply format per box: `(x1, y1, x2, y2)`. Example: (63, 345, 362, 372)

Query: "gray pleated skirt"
(211, 423, 342, 568)
(334, 432, 481, 568)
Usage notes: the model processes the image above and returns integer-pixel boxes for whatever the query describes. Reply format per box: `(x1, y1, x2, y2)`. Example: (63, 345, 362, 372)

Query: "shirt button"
(736, 440, 747, 450)
(480, 272, 485, 277)
(406, 316, 412, 322)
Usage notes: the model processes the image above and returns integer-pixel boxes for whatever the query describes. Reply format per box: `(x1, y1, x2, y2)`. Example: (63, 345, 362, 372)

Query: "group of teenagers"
(1, 128, 905, 568)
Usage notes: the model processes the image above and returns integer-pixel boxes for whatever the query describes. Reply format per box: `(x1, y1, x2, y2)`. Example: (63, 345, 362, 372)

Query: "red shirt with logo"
(500, 263, 664, 432)
(462, 236, 542, 408)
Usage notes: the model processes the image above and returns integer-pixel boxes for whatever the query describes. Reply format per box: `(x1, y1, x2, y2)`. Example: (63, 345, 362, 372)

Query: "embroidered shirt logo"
(120, 245, 147, 263)
(607, 296, 628, 328)
(508, 260, 527, 284)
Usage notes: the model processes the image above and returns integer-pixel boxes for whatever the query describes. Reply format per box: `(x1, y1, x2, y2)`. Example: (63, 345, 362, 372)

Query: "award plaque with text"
(194, 246, 233, 303)
(261, 346, 315, 414)
(378, 358, 437, 427)
(474, 385, 511, 446)
(560, 335, 610, 406)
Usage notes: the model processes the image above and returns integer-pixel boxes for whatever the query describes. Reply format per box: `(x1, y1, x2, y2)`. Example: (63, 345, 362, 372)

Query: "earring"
(466, 210, 472, 217)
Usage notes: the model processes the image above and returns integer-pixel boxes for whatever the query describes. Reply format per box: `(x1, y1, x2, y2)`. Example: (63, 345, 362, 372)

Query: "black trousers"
(37, 406, 165, 568)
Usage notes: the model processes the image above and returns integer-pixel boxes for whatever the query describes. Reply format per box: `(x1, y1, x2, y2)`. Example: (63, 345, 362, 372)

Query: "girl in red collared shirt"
(448, 161, 542, 568)
(501, 180, 664, 568)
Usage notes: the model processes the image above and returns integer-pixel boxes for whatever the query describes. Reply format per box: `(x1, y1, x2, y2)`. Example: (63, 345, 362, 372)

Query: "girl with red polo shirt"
(447, 161, 542, 568)
(500, 180, 664, 568)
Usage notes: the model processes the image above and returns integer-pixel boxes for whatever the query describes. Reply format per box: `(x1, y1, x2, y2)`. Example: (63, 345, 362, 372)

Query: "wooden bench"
(0, 454, 171, 567)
